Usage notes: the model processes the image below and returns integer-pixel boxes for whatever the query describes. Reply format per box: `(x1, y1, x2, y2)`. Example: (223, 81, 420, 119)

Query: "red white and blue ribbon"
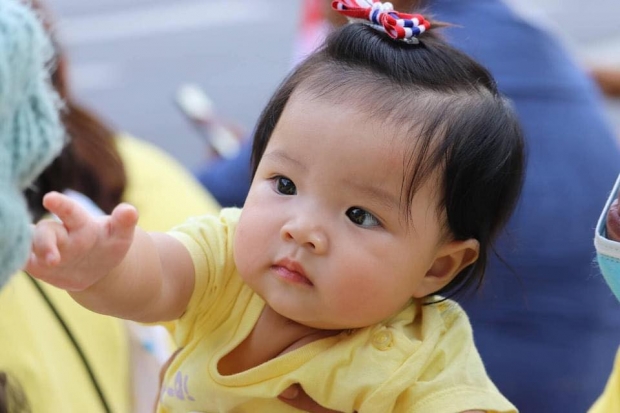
(332, 0, 430, 43)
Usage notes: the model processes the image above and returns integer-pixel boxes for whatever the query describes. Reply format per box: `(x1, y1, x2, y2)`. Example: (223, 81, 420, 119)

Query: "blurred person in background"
(591, 178, 620, 412)
(0, 0, 65, 411)
(592, 67, 620, 99)
(418, 2, 620, 411)
(196, 0, 620, 411)
(0, 1, 221, 412)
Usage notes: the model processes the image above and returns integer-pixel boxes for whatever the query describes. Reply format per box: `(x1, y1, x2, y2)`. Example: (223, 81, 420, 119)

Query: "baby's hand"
(25, 191, 139, 291)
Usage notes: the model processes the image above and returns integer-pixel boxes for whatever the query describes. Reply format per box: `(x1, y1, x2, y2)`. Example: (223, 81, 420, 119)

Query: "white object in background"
(175, 83, 241, 160)
(63, 189, 105, 216)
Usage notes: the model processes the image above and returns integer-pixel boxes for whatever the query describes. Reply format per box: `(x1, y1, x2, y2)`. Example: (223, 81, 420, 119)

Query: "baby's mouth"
(271, 259, 313, 286)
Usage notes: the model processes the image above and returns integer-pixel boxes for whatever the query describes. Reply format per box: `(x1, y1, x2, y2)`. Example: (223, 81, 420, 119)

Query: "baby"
(26, 1, 525, 412)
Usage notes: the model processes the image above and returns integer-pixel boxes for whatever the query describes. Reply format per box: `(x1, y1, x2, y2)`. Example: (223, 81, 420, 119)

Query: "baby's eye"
(274, 176, 297, 195)
(346, 207, 380, 228)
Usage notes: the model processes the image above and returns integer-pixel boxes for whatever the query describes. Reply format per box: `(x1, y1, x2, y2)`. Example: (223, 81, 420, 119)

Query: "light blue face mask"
(595, 174, 620, 302)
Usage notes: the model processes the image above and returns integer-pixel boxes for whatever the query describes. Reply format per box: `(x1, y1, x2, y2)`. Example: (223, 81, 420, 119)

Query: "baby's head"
(0, 0, 65, 287)
(234, 11, 524, 329)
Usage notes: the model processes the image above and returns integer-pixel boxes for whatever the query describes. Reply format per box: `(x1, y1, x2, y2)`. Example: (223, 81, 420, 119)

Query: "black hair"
(251, 23, 525, 298)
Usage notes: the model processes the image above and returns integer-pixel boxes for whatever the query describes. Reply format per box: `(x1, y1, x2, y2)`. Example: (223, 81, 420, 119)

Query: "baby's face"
(234, 91, 446, 329)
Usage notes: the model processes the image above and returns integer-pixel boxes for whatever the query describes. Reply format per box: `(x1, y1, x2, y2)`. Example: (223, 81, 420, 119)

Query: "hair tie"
(332, 0, 430, 44)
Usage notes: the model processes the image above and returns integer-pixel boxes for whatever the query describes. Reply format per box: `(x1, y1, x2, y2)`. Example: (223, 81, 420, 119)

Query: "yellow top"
(589, 347, 620, 413)
(0, 134, 220, 413)
(159, 208, 517, 413)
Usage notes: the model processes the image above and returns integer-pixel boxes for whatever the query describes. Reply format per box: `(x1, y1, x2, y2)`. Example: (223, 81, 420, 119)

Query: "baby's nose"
(280, 220, 328, 254)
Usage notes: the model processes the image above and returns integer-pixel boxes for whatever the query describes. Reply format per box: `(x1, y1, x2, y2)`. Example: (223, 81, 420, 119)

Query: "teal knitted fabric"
(0, 0, 65, 287)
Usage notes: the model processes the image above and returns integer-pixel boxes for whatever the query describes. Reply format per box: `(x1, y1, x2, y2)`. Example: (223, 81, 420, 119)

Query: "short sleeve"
(363, 301, 517, 413)
(166, 208, 242, 346)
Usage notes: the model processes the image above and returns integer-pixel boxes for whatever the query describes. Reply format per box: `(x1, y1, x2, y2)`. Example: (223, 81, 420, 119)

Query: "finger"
(108, 203, 139, 239)
(24, 251, 53, 280)
(30, 220, 67, 266)
(279, 384, 300, 400)
(43, 192, 92, 232)
(278, 384, 344, 413)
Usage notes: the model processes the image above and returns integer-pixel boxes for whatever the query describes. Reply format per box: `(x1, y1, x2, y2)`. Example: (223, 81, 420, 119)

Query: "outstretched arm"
(26, 192, 195, 322)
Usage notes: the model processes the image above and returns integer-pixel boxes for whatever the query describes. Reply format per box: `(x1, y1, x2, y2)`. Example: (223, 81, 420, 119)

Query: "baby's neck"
(269, 307, 342, 356)
(218, 305, 341, 375)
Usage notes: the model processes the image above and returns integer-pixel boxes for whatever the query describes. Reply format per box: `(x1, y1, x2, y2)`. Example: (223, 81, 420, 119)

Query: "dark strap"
(26, 274, 112, 413)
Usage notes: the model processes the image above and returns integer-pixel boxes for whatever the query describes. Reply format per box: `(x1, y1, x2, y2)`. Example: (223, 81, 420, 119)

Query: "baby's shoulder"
(169, 208, 242, 240)
(383, 298, 473, 351)
(424, 297, 471, 330)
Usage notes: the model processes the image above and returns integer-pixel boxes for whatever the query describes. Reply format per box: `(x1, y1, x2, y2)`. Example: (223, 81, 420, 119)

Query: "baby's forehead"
(283, 88, 412, 148)
(291, 86, 400, 129)
(292, 75, 457, 138)
(276, 90, 445, 203)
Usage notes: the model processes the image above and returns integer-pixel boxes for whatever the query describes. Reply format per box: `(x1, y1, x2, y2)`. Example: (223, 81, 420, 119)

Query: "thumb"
(278, 383, 346, 413)
(108, 203, 139, 239)
(279, 383, 300, 400)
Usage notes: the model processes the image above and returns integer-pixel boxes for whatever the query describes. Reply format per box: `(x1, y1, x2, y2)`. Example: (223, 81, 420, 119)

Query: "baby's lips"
(606, 198, 620, 242)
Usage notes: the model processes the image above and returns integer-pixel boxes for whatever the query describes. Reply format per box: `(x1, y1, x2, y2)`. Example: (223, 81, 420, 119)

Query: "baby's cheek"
(234, 214, 269, 271)
(233, 219, 253, 271)
(327, 270, 391, 323)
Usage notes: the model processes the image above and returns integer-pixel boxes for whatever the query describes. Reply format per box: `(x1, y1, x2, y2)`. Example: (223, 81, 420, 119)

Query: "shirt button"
(371, 329, 393, 351)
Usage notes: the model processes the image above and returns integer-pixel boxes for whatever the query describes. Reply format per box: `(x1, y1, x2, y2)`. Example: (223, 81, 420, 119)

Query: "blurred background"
(47, 0, 620, 168)
(47, 0, 299, 168)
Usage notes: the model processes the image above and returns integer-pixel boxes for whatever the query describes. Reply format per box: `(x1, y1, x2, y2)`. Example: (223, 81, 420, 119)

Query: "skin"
(591, 67, 620, 98)
(26, 90, 484, 412)
(284, 1, 505, 411)
(235, 90, 479, 330)
(607, 199, 620, 241)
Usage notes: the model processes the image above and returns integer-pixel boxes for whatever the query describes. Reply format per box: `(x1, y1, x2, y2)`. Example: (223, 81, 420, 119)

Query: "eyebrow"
(344, 179, 401, 210)
(263, 149, 400, 210)
(262, 149, 308, 172)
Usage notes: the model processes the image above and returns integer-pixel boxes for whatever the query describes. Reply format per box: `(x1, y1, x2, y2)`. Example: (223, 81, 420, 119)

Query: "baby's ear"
(412, 239, 480, 298)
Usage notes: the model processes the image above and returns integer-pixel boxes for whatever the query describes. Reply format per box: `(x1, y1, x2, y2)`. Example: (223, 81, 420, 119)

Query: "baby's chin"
(266, 302, 346, 331)
(607, 199, 620, 242)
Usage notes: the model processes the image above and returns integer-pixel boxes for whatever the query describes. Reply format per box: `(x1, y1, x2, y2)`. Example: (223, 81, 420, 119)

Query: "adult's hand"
(591, 67, 620, 98)
(279, 384, 348, 413)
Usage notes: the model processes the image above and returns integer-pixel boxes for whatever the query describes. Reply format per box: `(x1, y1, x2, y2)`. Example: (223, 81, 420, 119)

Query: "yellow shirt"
(589, 347, 620, 413)
(0, 134, 220, 413)
(160, 208, 518, 413)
